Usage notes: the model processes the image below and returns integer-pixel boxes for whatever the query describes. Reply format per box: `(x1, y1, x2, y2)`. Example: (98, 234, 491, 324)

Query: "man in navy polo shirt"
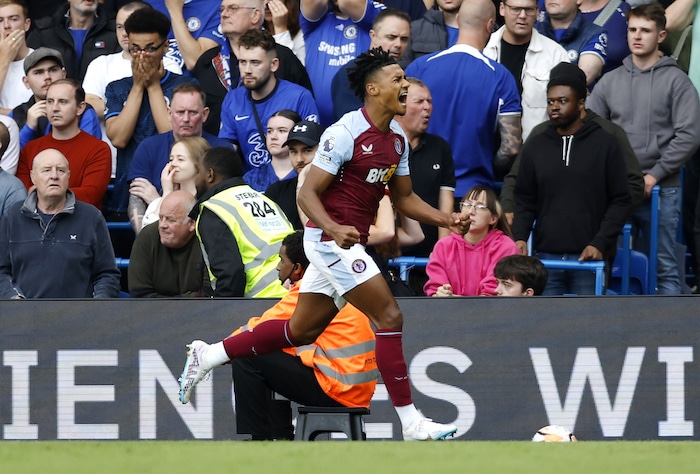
(127, 83, 230, 232)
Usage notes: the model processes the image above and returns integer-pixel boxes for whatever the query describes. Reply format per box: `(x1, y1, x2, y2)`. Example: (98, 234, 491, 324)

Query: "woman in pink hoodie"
(424, 185, 518, 296)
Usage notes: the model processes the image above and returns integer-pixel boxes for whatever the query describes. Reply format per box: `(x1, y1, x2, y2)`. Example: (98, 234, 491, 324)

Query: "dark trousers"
(232, 352, 344, 440)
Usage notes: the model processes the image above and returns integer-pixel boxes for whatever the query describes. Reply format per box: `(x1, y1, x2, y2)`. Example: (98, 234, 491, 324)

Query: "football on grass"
(532, 425, 577, 442)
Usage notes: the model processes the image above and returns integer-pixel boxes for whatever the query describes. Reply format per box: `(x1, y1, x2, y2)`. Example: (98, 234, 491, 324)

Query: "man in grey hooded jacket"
(587, 2, 700, 294)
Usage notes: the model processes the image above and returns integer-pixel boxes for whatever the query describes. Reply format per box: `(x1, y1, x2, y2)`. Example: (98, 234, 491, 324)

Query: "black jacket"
(191, 42, 313, 135)
(27, 4, 120, 82)
(512, 120, 631, 256)
(501, 109, 644, 214)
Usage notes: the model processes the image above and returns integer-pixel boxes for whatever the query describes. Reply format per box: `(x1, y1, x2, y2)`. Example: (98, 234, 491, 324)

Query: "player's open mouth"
(399, 91, 408, 105)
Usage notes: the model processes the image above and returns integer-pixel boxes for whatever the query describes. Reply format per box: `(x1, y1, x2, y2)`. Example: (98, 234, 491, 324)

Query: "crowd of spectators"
(0, 0, 699, 298)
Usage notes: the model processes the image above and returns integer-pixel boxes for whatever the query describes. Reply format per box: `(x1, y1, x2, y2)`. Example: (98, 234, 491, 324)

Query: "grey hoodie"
(587, 55, 700, 187)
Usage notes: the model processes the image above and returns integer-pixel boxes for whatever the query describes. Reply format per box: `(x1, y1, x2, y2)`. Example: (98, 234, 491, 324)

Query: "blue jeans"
(631, 186, 682, 295)
(535, 252, 597, 295)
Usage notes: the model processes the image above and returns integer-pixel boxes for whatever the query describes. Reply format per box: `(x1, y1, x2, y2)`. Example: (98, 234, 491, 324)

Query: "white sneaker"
(178, 340, 212, 404)
(402, 417, 457, 441)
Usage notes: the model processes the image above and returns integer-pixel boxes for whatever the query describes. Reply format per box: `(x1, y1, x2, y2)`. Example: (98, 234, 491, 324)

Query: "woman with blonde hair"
(141, 136, 210, 229)
(424, 185, 518, 296)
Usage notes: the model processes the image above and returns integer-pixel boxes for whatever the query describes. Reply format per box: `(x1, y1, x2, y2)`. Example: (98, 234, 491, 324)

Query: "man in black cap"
(264, 119, 324, 230)
(509, 61, 632, 295)
(10, 47, 101, 148)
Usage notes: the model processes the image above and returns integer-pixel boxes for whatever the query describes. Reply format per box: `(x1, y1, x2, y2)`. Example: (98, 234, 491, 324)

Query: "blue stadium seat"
(538, 260, 606, 295)
(107, 221, 133, 231)
(609, 250, 649, 295)
(387, 256, 429, 282)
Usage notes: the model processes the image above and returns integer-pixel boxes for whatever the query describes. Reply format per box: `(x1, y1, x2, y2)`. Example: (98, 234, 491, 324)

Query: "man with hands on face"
(104, 6, 196, 218)
(0, 0, 34, 114)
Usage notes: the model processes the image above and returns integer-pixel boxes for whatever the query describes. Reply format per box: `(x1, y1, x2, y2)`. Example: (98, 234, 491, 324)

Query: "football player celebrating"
(179, 47, 468, 441)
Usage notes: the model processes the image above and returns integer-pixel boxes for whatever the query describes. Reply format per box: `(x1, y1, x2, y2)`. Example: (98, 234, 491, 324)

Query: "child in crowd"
(244, 109, 301, 192)
(141, 136, 209, 229)
(494, 255, 548, 296)
(424, 185, 518, 296)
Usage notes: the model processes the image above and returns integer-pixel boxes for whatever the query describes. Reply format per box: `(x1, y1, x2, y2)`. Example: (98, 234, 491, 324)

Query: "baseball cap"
(283, 120, 324, 147)
(24, 48, 64, 75)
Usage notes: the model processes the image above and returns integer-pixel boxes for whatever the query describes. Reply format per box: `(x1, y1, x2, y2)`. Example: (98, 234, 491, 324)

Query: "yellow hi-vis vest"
(197, 185, 293, 298)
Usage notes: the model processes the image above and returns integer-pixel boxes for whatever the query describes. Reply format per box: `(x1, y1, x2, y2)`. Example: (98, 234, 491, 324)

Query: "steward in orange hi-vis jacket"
(232, 282, 377, 408)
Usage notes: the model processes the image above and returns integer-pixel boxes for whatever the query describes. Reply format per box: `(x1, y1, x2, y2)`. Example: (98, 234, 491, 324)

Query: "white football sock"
(203, 341, 230, 369)
(394, 403, 421, 429)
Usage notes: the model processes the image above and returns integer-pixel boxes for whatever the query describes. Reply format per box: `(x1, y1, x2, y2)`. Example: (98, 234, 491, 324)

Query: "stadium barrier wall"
(1, 296, 698, 441)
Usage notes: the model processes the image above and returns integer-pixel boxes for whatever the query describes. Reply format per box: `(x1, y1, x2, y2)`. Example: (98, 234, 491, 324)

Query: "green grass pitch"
(1, 441, 699, 473)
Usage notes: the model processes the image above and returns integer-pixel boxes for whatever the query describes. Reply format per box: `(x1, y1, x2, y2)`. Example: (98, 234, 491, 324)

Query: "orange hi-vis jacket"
(231, 282, 378, 408)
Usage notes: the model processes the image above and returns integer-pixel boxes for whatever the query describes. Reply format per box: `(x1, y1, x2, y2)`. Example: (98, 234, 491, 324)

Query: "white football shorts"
(300, 227, 381, 308)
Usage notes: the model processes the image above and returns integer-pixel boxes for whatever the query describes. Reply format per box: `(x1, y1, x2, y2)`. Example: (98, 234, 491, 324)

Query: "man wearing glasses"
(484, 0, 568, 141)
(104, 6, 196, 220)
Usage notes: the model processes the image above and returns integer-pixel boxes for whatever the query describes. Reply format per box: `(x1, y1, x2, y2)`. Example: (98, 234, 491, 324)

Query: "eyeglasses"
(219, 5, 257, 15)
(461, 202, 491, 213)
(503, 3, 538, 16)
(129, 39, 167, 55)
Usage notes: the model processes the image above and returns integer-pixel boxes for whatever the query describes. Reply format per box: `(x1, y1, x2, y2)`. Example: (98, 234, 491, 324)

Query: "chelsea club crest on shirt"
(344, 25, 358, 40)
(186, 16, 201, 32)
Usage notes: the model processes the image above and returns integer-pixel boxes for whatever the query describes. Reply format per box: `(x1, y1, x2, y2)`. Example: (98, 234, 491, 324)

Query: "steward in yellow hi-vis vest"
(195, 176, 293, 297)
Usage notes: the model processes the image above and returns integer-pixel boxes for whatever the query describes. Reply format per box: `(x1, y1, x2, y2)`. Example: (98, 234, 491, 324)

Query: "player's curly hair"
(346, 47, 398, 101)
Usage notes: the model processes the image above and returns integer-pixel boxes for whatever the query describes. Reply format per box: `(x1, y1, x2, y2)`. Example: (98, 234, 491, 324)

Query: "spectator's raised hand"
(132, 54, 162, 88)
(160, 162, 176, 196)
(129, 178, 161, 205)
(267, 0, 290, 33)
(26, 100, 47, 130)
(0, 29, 24, 65)
(164, 0, 185, 13)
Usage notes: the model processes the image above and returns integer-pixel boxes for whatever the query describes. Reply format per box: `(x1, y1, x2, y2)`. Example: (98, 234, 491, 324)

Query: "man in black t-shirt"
(395, 77, 455, 293)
